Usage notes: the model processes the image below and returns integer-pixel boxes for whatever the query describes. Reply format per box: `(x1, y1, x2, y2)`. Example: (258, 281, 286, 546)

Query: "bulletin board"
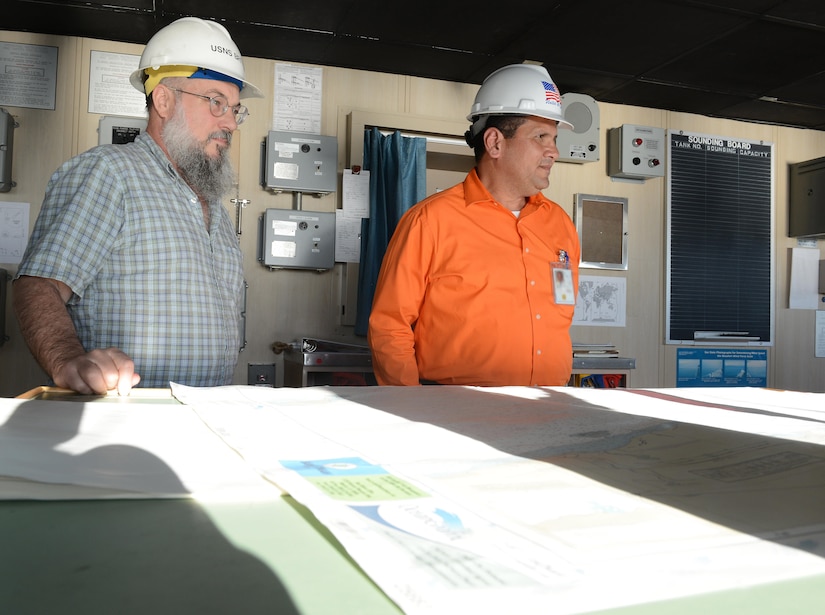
(666, 131, 774, 345)
(574, 194, 628, 270)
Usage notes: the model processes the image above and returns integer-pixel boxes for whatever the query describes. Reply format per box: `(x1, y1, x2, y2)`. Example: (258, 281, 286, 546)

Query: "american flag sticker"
(542, 81, 561, 104)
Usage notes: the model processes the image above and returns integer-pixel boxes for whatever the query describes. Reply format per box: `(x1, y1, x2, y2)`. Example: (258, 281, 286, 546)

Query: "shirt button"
(524, 247, 530, 253)
(536, 313, 541, 319)
(530, 280, 536, 286)
(536, 349, 542, 355)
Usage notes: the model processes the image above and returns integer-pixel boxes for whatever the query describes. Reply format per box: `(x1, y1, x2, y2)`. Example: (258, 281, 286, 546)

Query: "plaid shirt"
(17, 133, 245, 388)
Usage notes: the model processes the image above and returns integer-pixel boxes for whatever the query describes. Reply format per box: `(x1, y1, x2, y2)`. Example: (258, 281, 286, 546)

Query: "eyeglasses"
(166, 87, 249, 125)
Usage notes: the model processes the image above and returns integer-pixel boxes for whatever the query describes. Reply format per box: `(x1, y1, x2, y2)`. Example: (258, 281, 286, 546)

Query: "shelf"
(570, 357, 636, 388)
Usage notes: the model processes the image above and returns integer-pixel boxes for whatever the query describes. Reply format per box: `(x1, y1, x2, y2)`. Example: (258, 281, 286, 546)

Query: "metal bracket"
(230, 198, 251, 236)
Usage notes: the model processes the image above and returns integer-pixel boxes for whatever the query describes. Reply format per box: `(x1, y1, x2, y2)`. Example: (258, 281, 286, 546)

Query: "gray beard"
(161, 107, 236, 204)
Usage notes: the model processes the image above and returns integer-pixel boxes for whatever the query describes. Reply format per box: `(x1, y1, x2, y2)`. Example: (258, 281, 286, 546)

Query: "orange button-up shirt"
(368, 169, 580, 386)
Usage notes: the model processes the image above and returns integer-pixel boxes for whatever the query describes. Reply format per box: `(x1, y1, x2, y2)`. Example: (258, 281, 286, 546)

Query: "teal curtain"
(355, 128, 427, 336)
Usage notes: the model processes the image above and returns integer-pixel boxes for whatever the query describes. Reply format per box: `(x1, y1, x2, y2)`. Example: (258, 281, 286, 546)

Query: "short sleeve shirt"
(16, 133, 245, 387)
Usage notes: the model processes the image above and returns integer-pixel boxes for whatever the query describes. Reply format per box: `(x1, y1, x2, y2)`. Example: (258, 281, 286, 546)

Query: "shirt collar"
(463, 167, 550, 212)
(136, 133, 173, 173)
(135, 132, 188, 183)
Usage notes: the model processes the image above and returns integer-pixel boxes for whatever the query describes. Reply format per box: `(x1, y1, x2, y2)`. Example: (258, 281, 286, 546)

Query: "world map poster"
(573, 275, 626, 327)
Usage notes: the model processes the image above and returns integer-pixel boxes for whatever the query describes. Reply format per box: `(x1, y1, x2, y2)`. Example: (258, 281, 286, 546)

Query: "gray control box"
(259, 208, 335, 270)
(607, 124, 665, 179)
(261, 131, 338, 194)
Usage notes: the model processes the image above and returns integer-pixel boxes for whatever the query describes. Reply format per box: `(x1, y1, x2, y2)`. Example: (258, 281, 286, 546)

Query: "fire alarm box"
(607, 124, 665, 179)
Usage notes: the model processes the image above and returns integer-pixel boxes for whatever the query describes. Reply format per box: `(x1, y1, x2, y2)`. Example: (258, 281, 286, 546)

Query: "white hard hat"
(466, 64, 572, 140)
(130, 17, 263, 99)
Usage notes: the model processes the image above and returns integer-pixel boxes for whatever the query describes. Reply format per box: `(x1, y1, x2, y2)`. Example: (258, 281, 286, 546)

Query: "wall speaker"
(557, 93, 600, 164)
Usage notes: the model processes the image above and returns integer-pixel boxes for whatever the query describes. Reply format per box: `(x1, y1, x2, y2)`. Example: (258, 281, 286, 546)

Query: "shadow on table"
(0, 399, 299, 615)
(333, 385, 825, 560)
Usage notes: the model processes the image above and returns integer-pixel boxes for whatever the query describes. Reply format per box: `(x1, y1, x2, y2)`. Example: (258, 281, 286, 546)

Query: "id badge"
(551, 263, 575, 305)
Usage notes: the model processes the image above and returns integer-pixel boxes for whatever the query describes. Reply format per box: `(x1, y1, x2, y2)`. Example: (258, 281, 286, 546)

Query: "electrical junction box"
(0, 108, 18, 192)
(98, 115, 147, 145)
(556, 93, 600, 163)
(259, 208, 335, 271)
(261, 131, 338, 194)
(607, 124, 665, 179)
(820, 260, 825, 294)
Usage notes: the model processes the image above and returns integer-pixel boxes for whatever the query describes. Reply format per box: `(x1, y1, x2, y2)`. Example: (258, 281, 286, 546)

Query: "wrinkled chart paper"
(172, 384, 825, 615)
(0, 393, 278, 501)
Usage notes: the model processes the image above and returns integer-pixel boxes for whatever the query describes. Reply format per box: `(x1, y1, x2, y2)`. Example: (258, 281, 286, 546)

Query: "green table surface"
(4, 494, 824, 615)
(0, 495, 402, 615)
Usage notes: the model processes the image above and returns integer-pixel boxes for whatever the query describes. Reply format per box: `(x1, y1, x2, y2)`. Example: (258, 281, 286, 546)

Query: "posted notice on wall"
(88, 50, 147, 117)
(788, 246, 821, 310)
(335, 169, 370, 263)
(573, 275, 626, 327)
(0, 201, 30, 265)
(676, 348, 767, 388)
(0, 42, 58, 110)
(272, 63, 322, 134)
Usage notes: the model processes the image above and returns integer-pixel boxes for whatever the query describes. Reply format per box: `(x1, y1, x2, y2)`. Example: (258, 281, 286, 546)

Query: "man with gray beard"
(13, 18, 263, 394)
(159, 82, 238, 208)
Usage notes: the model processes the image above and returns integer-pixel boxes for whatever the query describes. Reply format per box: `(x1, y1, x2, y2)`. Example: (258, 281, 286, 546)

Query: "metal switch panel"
(98, 115, 147, 145)
(262, 131, 338, 194)
(607, 124, 665, 179)
(259, 208, 335, 270)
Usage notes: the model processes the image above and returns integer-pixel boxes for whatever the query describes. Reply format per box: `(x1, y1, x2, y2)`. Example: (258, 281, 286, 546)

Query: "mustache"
(208, 131, 233, 146)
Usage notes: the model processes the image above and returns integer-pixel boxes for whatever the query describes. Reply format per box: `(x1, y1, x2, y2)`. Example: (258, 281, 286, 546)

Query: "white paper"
(0, 201, 29, 264)
(789, 247, 821, 309)
(334, 210, 362, 263)
(271, 240, 296, 258)
(171, 383, 825, 615)
(0, 41, 58, 109)
(335, 169, 370, 262)
(88, 50, 147, 117)
(272, 219, 298, 236)
(817, 311, 825, 358)
(0, 394, 278, 501)
(272, 63, 322, 133)
(342, 169, 370, 217)
(573, 275, 627, 327)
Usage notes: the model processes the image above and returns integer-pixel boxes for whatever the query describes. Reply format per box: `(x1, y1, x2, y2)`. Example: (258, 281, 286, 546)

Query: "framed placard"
(0, 42, 58, 109)
(573, 193, 628, 270)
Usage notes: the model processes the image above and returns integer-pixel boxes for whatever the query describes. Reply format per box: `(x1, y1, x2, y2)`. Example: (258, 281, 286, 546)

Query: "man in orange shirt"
(368, 64, 580, 386)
